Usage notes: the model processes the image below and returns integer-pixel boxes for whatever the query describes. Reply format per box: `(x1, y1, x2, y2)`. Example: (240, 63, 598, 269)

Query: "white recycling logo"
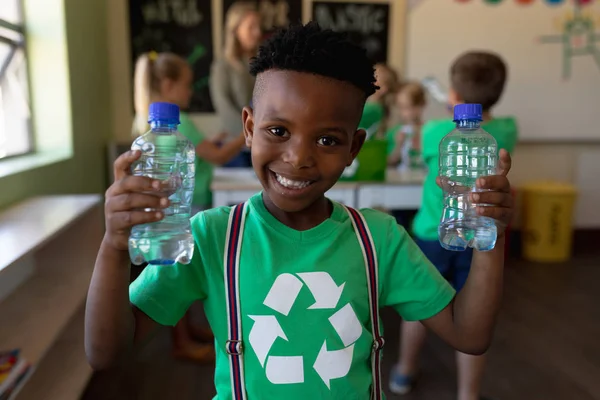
(247, 272, 363, 388)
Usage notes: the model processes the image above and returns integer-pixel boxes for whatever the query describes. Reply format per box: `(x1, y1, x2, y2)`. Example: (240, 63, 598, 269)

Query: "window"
(0, 1, 32, 160)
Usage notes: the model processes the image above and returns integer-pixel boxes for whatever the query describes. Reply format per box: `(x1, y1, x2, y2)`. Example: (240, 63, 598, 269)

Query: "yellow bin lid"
(520, 181, 577, 195)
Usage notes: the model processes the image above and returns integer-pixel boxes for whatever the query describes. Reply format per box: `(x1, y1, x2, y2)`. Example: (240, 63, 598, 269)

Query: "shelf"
(0, 195, 101, 273)
(11, 305, 92, 400)
(0, 198, 102, 365)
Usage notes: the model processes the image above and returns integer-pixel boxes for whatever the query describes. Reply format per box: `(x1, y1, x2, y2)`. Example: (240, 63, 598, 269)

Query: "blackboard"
(223, 0, 302, 40)
(312, 1, 390, 63)
(129, 0, 214, 112)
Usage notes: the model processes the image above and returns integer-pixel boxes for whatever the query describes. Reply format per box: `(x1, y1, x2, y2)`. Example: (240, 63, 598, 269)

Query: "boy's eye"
(317, 136, 338, 146)
(268, 127, 288, 137)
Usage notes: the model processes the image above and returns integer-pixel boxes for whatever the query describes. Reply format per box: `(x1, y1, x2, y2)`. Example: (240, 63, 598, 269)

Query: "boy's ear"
(242, 106, 254, 148)
(348, 129, 366, 166)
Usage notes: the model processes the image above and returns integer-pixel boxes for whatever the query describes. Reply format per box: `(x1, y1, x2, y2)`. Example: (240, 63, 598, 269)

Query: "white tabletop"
(211, 168, 426, 209)
(212, 168, 425, 189)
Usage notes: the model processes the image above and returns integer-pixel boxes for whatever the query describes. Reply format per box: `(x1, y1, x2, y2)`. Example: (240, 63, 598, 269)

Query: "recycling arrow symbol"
(247, 272, 363, 388)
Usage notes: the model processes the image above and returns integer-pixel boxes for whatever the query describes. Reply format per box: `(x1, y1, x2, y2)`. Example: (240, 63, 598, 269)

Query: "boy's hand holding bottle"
(103, 150, 168, 252)
(438, 104, 513, 251)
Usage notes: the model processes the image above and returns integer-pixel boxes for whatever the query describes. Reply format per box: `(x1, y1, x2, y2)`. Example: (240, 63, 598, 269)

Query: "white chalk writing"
(142, 0, 203, 27)
(314, 4, 385, 35)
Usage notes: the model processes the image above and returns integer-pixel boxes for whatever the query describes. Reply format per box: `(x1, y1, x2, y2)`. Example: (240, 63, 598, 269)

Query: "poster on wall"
(129, 0, 214, 112)
(312, 1, 390, 63)
(539, 3, 600, 78)
(223, 0, 303, 40)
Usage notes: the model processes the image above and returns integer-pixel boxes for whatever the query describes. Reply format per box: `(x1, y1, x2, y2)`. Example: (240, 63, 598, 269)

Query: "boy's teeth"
(275, 173, 311, 189)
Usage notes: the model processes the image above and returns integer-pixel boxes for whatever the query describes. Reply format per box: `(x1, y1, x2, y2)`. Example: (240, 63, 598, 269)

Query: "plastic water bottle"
(438, 104, 498, 251)
(129, 102, 195, 265)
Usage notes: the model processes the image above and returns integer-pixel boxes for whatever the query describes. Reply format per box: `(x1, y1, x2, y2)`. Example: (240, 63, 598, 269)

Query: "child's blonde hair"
(373, 63, 402, 138)
(397, 81, 426, 107)
(223, 2, 259, 70)
(133, 51, 188, 136)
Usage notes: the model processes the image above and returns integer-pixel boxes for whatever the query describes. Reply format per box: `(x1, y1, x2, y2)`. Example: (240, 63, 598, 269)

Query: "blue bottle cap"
(148, 102, 180, 124)
(453, 104, 483, 122)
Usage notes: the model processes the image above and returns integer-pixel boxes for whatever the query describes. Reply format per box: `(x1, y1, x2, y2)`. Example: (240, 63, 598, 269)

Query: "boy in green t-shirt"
(86, 25, 514, 399)
(390, 52, 518, 400)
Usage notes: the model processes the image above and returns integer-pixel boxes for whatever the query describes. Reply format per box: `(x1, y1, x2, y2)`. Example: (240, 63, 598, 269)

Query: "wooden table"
(211, 168, 426, 210)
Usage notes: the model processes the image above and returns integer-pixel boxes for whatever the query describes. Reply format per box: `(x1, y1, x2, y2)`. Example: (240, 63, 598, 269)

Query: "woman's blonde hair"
(398, 81, 427, 107)
(223, 2, 259, 70)
(132, 51, 188, 136)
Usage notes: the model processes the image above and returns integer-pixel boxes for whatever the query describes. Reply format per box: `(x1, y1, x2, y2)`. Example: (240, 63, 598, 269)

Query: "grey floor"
(82, 253, 600, 400)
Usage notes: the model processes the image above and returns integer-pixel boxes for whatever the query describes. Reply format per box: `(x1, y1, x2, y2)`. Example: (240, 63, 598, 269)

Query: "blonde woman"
(210, 2, 261, 167)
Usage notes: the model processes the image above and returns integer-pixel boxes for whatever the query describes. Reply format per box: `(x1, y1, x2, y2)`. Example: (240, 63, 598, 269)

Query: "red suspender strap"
(344, 206, 384, 400)
(224, 203, 248, 400)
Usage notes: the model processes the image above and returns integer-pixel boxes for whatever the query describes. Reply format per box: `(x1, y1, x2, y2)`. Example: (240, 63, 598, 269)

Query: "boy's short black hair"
(249, 21, 377, 99)
(451, 51, 507, 111)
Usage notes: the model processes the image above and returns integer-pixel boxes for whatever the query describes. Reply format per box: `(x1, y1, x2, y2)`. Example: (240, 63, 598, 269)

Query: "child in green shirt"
(391, 51, 519, 400)
(358, 63, 401, 138)
(130, 51, 248, 362)
(88, 25, 514, 400)
(387, 81, 427, 171)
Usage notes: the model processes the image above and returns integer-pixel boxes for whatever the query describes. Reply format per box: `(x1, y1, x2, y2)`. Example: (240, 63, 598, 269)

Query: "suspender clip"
(372, 337, 385, 351)
(226, 340, 244, 355)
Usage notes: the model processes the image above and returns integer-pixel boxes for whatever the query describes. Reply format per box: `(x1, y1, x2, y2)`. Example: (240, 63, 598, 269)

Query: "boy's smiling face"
(242, 70, 366, 215)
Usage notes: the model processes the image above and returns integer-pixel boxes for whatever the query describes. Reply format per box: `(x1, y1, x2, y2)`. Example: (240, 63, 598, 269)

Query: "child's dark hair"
(249, 21, 377, 99)
(450, 51, 507, 111)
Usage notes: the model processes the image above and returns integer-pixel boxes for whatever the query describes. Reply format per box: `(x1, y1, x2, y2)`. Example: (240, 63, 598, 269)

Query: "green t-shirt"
(130, 193, 455, 399)
(384, 123, 401, 155)
(412, 117, 519, 241)
(359, 101, 384, 132)
(178, 112, 214, 207)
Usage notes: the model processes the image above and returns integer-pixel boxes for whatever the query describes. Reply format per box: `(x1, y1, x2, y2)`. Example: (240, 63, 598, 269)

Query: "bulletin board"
(407, 0, 600, 142)
(310, 1, 391, 63)
(303, 0, 407, 74)
(129, 0, 215, 112)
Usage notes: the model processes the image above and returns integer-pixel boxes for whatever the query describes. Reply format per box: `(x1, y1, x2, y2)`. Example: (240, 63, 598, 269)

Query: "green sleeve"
(421, 120, 451, 160)
(385, 124, 401, 155)
(359, 102, 384, 131)
(378, 217, 455, 321)
(179, 113, 205, 147)
(129, 217, 208, 326)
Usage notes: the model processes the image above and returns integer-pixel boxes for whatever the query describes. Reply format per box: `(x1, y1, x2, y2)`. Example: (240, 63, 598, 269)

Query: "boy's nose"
(282, 138, 315, 169)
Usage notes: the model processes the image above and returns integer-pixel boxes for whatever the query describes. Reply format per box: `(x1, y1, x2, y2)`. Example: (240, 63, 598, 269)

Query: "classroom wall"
(0, 0, 111, 209)
(406, 2, 600, 228)
(105, 0, 598, 228)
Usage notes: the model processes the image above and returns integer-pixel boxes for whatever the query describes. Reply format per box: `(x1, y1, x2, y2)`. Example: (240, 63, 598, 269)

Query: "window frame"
(0, 0, 34, 161)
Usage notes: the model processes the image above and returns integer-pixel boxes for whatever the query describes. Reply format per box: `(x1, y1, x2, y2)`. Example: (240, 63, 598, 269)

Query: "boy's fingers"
(476, 205, 512, 222)
(109, 176, 160, 197)
(497, 149, 512, 176)
(113, 150, 141, 182)
(476, 175, 510, 192)
(471, 191, 513, 208)
(108, 210, 164, 230)
(107, 193, 169, 212)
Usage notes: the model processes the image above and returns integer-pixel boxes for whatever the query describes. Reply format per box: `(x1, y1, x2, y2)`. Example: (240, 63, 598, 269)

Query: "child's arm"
(195, 133, 246, 166)
(387, 130, 406, 166)
(421, 149, 513, 354)
(85, 151, 164, 369)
